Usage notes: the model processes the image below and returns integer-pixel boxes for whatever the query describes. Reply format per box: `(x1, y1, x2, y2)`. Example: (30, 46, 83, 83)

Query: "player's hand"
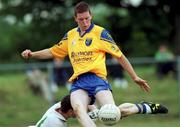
(88, 109, 99, 122)
(21, 49, 32, 59)
(133, 77, 150, 92)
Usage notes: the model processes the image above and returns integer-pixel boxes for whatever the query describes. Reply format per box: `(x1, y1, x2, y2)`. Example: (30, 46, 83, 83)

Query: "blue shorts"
(70, 72, 112, 104)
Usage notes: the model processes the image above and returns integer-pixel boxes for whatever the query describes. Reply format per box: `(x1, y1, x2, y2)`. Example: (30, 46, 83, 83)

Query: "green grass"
(0, 66, 180, 127)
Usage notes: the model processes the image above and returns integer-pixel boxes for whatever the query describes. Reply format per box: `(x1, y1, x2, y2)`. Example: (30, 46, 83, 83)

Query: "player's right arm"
(21, 33, 69, 60)
(21, 49, 53, 59)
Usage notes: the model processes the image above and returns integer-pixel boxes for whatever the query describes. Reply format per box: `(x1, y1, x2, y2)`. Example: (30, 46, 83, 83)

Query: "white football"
(98, 104, 121, 126)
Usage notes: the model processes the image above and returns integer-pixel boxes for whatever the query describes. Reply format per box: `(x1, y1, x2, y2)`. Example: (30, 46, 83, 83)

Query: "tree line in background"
(0, 0, 179, 63)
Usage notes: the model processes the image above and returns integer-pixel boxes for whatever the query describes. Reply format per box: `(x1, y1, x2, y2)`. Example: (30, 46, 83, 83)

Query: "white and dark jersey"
(36, 102, 67, 127)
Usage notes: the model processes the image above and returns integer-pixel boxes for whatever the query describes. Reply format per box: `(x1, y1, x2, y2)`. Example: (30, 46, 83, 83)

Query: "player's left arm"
(99, 29, 150, 92)
(117, 54, 150, 92)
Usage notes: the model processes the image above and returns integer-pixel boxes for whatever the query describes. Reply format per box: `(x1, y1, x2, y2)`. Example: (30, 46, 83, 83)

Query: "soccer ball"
(98, 104, 121, 126)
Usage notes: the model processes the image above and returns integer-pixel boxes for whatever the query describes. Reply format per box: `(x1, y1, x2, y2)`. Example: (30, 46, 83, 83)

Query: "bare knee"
(118, 103, 138, 117)
(118, 103, 134, 109)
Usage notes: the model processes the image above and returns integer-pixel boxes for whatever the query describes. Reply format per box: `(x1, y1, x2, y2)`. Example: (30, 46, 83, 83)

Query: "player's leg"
(139, 101, 168, 114)
(95, 90, 115, 106)
(95, 91, 134, 119)
(88, 90, 116, 123)
(118, 102, 168, 118)
(118, 103, 139, 117)
(70, 89, 96, 127)
(95, 83, 168, 118)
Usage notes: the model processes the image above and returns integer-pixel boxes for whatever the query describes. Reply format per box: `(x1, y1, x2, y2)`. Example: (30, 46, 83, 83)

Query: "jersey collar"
(77, 23, 94, 37)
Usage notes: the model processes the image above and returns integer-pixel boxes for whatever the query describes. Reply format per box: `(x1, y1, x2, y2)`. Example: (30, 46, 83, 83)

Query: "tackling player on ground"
(29, 96, 168, 127)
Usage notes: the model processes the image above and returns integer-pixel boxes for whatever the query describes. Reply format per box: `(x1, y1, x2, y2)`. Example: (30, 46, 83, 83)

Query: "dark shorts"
(70, 72, 112, 104)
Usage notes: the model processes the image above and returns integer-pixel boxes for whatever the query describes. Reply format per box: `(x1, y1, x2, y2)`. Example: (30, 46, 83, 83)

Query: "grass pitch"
(0, 66, 179, 127)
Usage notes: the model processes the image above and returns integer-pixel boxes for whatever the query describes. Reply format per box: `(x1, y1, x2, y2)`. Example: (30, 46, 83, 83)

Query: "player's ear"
(69, 109, 75, 116)
(68, 109, 72, 113)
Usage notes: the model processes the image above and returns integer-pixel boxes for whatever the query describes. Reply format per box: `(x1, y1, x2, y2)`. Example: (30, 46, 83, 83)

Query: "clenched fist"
(21, 49, 32, 59)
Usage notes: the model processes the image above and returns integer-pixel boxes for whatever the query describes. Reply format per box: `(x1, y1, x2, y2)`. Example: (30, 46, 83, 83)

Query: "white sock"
(143, 104, 152, 114)
(136, 103, 152, 114)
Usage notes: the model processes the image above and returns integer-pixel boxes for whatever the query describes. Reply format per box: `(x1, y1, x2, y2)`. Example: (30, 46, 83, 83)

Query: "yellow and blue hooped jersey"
(50, 24, 122, 82)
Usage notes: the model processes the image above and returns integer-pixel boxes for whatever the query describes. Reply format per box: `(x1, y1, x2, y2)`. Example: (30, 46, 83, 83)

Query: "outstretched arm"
(21, 49, 53, 59)
(117, 54, 150, 92)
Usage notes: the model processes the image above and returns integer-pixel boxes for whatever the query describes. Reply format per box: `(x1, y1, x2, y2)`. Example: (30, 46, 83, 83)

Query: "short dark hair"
(60, 95, 73, 113)
(74, 1, 91, 16)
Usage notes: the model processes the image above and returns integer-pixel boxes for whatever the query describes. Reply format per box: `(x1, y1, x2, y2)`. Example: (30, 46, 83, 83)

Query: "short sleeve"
(50, 33, 68, 59)
(99, 29, 122, 58)
(43, 115, 67, 127)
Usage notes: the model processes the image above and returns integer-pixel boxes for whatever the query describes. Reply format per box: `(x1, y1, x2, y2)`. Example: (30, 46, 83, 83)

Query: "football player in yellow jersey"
(22, 1, 168, 127)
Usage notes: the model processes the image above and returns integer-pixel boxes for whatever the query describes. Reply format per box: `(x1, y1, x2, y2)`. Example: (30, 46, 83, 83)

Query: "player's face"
(75, 11, 92, 31)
